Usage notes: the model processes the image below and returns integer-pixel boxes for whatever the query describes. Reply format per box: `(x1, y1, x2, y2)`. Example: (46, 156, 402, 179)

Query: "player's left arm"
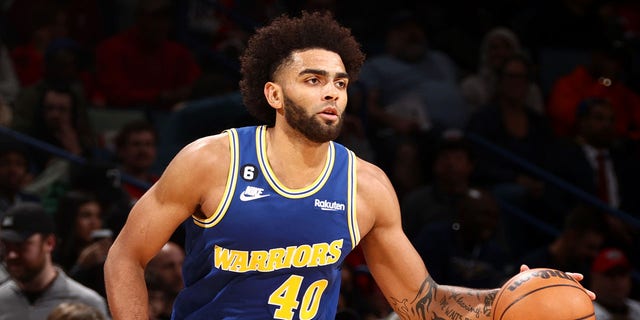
(356, 159, 498, 320)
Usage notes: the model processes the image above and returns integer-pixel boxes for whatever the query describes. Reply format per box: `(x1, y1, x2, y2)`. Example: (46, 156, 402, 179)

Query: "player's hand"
(519, 264, 596, 300)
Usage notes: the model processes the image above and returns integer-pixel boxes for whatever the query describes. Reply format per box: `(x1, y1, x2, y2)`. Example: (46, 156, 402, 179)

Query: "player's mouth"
(318, 107, 339, 121)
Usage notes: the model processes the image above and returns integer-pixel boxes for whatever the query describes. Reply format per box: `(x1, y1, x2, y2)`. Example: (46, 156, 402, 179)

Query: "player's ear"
(264, 82, 283, 110)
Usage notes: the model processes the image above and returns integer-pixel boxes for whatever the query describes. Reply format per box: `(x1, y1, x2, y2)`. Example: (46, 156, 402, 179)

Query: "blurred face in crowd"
(590, 52, 622, 80)
(386, 20, 427, 63)
(590, 267, 632, 307)
(74, 200, 103, 244)
(2, 234, 54, 283)
(457, 191, 500, 242)
(148, 288, 169, 320)
(46, 49, 80, 83)
(486, 34, 516, 70)
(119, 130, 157, 173)
(578, 102, 615, 148)
(42, 90, 74, 131)
(433, 148, 474, 192)
(147, 243, 185, 295)
(137, 7, 172, 48)
(498, 58, 530, 103)
(567, 230, 604, 265)
(0, 151, 29, 194)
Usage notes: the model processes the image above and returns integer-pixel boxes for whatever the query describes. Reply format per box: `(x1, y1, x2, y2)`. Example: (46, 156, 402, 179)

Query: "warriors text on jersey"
(172, 125, 360, 319)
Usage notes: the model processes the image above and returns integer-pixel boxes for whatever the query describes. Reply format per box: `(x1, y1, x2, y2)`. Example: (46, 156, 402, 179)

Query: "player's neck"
(265, 126, 330, 189)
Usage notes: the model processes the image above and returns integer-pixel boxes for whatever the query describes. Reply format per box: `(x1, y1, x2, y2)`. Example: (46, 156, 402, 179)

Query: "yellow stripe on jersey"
(256, 125, 335, 198)
(192, 129, 239, 228)
(347, 150, 360, 248)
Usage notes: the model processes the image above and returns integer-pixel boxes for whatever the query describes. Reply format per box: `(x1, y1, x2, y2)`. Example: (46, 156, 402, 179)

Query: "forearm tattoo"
(390, 277, 498, 320)
(390, 276, 436, 319)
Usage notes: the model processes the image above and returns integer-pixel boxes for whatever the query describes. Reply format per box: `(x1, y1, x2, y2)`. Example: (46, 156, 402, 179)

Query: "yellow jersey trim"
(347, 150, 360, 248)
(256, 125, 334, 199)
(192, 129, 239, 228)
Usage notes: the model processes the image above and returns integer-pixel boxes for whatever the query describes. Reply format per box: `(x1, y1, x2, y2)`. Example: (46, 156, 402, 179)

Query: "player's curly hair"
(239, 11, 366, 125)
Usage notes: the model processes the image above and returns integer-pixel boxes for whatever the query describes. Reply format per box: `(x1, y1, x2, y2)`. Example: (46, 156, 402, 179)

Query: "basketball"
(492, 268, 595, 320)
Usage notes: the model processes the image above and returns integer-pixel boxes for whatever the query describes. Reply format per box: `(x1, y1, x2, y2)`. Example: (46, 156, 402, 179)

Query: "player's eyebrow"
(299, 69, 349, 80)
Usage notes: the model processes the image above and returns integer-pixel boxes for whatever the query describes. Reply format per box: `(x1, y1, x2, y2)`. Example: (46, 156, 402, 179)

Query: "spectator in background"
(465, 53, 555, 252)
(145, 242, 185, 320)
(52, 190, 110, 299)
(1, 228, 8, 286)
(589, 247, 640, 319)
(8, 2, 65, 87)
(0, 139, 39, 215)
(413, 188, 511, 289)
(95, 0, 202, 110)
(460, 27, 544, 114)
(47, 301, 106, 320)
(0, 263, 7, 286)
(0, 42, 20, 106)
(12, 37, 92, 140)
(400, 130, 476, 242)
(547, 98, 639, 256)
(15, 84, 97, 200)
(546, 39, 640, 141)
(357, 10, 469, 171)
(519, 204, 608, 286)
(53, 190, 105, 271)
(0, 97, 11, 127)
(146, 275, 170, 320)
(6, 0, 102, 96)
(0, 203, 109, 319)
(113, 120, 159, 201)
(29, 85, 95, 161)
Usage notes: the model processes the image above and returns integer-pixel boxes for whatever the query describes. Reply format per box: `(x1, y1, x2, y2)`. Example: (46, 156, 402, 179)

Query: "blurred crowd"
(0, 0, 639, 319)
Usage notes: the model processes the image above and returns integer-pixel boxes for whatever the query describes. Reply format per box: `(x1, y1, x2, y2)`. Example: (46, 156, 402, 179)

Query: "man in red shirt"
(546, 41, 640, 141)
(95, 0, 201, 110)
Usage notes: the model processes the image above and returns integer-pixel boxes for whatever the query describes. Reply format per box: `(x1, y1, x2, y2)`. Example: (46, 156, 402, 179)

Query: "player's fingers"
(584, 288, 596, 300)
(519, 264, 530, 273)
(565, 272, 583, 281)
(565, 272, 596, 300)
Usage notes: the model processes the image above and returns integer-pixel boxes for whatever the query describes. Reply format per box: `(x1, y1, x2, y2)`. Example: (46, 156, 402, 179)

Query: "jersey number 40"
(268, 275, 328, 319)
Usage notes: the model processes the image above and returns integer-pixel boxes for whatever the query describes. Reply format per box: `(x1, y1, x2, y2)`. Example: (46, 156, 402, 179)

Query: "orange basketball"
(492, 268, 595, 320)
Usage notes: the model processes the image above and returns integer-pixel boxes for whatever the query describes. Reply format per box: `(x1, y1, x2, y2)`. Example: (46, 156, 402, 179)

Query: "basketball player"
(104, 11, 592, 319)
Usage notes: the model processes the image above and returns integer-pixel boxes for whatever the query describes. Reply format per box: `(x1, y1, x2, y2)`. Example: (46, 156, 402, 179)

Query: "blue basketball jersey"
(172, 125, 360, 320)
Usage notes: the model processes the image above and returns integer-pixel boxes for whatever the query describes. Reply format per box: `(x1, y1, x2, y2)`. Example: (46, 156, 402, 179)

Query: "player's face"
(274, 49, 349, 143)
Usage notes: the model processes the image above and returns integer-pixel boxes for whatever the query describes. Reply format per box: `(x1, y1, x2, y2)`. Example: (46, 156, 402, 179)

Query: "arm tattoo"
(390, 277, 498, 320)
(483, 291, 496, 317)
(390, 276, 437, 320)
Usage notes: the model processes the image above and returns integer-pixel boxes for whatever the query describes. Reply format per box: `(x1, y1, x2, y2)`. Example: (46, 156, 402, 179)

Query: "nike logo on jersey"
(239, 186, 271, 201)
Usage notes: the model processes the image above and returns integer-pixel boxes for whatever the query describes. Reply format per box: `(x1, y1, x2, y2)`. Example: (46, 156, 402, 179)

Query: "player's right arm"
(356, 159, 498, 320)
(104, 133, 230, 320)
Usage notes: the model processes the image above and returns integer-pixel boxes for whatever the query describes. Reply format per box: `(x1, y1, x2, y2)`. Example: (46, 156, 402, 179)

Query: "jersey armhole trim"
(192, 129, 239, 228)
(347, 150, 360, 248)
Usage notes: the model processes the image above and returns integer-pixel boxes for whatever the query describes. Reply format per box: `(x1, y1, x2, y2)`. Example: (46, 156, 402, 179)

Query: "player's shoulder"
(168, 132, 231, 171)
(182, 132, 230, 156)
(355, 157, 394, 196)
